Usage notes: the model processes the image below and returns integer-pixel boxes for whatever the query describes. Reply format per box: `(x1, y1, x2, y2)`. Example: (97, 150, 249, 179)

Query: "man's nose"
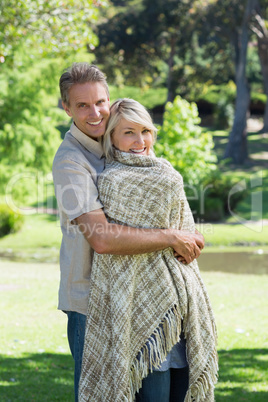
(89, 105, 100, 118)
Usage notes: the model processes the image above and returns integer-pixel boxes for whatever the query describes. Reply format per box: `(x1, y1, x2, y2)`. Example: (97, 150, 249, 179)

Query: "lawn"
(0, 262, 267, 401)
(0, 262, 72, 401)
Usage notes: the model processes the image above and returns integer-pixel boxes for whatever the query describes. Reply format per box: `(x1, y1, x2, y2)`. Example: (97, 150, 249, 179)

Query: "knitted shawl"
(79, 149, 218, 402)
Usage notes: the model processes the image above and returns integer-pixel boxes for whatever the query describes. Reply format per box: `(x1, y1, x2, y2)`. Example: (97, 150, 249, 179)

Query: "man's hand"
(75, 210, 205, 260)
(172, 229, 205, 264)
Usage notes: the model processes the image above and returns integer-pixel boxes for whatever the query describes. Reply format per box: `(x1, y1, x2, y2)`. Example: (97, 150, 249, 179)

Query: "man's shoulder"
(53, 130, 83, 166)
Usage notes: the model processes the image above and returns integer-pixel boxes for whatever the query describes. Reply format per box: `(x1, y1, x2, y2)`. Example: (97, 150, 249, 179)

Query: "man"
(52, 62, 204, 401)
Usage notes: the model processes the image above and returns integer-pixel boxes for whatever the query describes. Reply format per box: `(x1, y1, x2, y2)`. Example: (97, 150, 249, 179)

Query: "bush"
(188, 170, 249, 222)
(203, 198, 224, 222)
(0, 60, 64, 203)
(213, 96, 234, 129)
(0, 204, 24, 237)
(154, 95, 217, 187)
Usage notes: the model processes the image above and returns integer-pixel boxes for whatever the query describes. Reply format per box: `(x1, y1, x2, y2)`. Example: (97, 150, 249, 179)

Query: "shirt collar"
(70, 122, 104, 158)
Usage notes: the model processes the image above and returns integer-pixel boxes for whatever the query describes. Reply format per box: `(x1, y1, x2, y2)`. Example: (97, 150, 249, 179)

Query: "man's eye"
(79, 104, 86, 108)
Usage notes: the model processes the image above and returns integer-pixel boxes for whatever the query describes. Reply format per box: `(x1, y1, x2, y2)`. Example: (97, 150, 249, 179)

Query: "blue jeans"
(135, 366, 189, 402)
(66, 311, 87, 402)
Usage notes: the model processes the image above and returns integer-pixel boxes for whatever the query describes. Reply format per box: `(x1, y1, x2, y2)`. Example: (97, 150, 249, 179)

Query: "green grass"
(205, 271, 268, 401)
(0, 214, 61, 262)
(197, 222, 268, 248)
(0, 262, 267, 401)
(0, 262, 73, 401)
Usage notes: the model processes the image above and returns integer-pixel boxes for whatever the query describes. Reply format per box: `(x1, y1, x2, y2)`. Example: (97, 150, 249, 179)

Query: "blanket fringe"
(184, 350, 219, 402)
(129, 304, 218, 402)
(129, 305, 182, 401)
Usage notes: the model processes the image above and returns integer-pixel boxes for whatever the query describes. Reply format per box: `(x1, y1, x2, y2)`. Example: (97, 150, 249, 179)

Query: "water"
(0, 249, 267, 275)
(198, 251, 268, 275)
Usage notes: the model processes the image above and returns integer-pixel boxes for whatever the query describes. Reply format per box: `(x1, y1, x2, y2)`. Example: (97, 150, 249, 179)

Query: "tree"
(251, 0, 268, 132)
(0, 59, 65, 203)
(0, 0, 107, 64)
(0, 61, 63, 173)
(201, 0, 260, 164)
(223, 0, 259, 164)
(93, 0, 205, 100)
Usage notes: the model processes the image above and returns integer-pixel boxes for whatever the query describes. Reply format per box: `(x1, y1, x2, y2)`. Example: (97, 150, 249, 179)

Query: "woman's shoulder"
(157, 157, 183, 180)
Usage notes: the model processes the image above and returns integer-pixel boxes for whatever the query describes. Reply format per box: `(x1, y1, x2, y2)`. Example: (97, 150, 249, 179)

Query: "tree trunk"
(224, 80, 250, 164)
(257, 34, 268, 132)
(224, 0, 257, 164)
(166, 35, 176, 103)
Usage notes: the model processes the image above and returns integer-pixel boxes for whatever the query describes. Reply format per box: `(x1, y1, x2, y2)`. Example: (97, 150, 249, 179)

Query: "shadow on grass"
(216, 348, 268, 401)
(0, 352, 73, 401)
(1, 349, 268, 401)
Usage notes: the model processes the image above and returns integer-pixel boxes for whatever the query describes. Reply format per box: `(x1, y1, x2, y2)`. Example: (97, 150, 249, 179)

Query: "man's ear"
(62, 101, 72, 117)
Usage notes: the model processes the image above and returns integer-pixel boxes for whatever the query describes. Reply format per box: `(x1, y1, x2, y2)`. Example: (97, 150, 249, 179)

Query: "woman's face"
(111, 118, 153, 155)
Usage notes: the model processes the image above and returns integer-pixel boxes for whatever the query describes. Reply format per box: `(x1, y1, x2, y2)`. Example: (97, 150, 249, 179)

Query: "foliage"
(213, 97, 235, 130)
(190, 169, 249, 222)
(154, 96, 217, 187)
(246, 42, 263, 86)
(0, 60, 65, 202)
(196, 82, 236, 107)
(93, 1, 193, 87)
(92, 0, 268, 165)
(0, 164, 40, 207)
(0, 62, 63, 172)
(93, 0, 237, 101)
(195, 81, 236, 129)
(0, 0, 108, 64)
(109, 85, 167, 109)
(0, 204, 24, 237)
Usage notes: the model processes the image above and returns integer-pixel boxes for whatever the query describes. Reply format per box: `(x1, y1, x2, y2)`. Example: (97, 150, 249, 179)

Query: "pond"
(0, 249, 267, 275)
(198, 250, 268, 275)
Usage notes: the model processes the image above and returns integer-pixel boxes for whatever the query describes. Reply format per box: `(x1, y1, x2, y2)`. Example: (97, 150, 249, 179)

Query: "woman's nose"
(135, 133, 144, 144)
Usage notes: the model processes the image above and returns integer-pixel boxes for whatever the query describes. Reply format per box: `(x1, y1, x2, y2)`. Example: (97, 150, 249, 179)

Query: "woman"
(79, 99, 218, 402)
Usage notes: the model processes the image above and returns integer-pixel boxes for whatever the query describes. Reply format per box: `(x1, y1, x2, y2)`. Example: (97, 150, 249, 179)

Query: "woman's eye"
(125, 131, 133, 135)
(143, 129, 150, 134)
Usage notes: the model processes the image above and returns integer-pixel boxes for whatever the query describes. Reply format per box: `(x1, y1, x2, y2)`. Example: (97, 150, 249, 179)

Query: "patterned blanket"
(79, 149, 218, 401)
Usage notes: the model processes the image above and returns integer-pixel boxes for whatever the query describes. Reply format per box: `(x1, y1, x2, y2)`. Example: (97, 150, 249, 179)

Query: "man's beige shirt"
(52, 123, 105, 315)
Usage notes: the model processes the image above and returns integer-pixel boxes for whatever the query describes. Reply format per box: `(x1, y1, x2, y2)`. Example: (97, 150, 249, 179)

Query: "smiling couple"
(52, 63, 218, 402)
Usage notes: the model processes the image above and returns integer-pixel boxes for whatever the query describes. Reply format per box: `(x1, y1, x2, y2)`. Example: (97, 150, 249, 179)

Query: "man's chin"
(85, 130, 105, 140)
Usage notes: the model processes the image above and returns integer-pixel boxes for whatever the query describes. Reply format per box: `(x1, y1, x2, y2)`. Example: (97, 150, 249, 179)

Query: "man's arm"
(75, 209, 204, 264)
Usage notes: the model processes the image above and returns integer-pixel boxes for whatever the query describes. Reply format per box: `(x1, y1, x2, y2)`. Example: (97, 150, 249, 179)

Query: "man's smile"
(87, 119, 103, 126)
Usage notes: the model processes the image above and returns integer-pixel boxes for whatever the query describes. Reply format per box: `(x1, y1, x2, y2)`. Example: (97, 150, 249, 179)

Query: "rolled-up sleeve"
(53, 158, 103, 222)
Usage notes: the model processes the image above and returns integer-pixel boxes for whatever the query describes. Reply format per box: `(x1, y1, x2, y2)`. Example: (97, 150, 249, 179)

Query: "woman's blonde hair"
(103, 98, 158, 157)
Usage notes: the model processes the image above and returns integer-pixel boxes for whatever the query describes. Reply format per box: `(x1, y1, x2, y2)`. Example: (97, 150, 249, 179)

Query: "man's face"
(62, 82, 110, 140)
